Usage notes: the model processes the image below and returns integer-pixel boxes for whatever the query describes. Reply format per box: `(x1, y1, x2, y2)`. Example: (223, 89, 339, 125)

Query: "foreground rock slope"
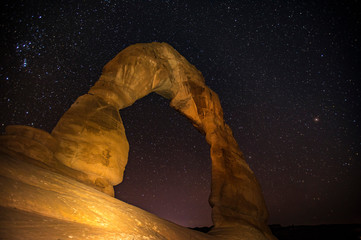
(0, 42, 276, 240)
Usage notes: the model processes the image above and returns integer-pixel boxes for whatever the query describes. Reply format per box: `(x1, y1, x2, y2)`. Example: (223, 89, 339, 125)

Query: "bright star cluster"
(1, 0, 360, 227)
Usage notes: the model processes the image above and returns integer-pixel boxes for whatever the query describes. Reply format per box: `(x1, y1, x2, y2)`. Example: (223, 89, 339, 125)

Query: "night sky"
(1, 0, 360, 228)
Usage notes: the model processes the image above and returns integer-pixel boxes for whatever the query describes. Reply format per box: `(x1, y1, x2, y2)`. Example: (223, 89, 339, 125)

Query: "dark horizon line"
(189, 223, 361, 229)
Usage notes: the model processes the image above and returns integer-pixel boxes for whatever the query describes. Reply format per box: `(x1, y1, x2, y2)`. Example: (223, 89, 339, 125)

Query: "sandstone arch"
(50, 42, 276, 239)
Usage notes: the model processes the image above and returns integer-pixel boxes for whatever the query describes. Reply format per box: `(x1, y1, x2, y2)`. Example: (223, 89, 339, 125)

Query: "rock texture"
(0, 146, 212, 240)
(51, 94, 129, 197)
(0, 42, 276, 239)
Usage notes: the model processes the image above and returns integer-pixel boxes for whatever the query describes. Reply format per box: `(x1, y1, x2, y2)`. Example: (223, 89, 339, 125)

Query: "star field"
(1, 0, 360, 227)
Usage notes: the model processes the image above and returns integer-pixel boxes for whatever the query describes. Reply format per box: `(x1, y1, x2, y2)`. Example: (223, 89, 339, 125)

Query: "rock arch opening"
(115, 93, 212, 227)
(50, 42, 275, 239)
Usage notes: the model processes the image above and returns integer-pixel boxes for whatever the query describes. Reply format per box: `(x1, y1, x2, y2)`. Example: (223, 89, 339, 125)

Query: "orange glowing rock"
(0, 43, 277, 239)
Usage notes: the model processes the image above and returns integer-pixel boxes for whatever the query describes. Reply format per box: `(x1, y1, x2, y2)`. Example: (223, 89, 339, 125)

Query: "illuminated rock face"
(0, 43, 277, 239)
(0, 145, 212, 240)
(51, 94, 129, 196)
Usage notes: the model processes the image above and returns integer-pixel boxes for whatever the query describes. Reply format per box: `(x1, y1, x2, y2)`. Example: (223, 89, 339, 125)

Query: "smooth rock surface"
(0, 150, 210, 240)
(0, 146, 267, 240)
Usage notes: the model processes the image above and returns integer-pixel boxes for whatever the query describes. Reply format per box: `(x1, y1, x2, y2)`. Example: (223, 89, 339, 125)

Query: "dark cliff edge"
(191, 224, 361, 240)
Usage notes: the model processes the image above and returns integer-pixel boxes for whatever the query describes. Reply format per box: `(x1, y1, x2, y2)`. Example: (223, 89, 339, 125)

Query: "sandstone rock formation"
(0, 42, 277, 239)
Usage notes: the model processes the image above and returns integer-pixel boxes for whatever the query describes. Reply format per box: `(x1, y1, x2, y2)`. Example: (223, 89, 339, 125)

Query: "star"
(313, 117, 320, 123)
